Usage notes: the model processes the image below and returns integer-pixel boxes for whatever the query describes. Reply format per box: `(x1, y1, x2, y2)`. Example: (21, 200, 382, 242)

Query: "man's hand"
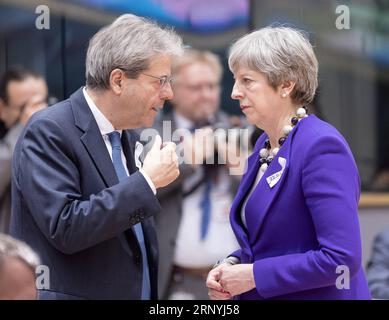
(206, 263, 233, 300)
(218, 264, 255, 297)
(142, 135, 180, 189)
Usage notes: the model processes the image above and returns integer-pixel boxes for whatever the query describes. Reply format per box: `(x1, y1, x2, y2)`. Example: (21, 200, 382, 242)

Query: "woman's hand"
(206, 263, 233, 300)
(218, 264, 256, 297)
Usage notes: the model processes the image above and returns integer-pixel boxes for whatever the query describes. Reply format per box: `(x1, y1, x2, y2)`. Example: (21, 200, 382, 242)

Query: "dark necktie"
(200, 172, 212, 240)
(108, 131, 151, 300)
(189, 124, 212, 241)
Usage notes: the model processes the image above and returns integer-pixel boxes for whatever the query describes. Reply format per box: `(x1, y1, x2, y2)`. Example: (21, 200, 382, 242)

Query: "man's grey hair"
(228, 26, 318, 105)
(0, 233, 40, 272)
(86, 13, 184, 90)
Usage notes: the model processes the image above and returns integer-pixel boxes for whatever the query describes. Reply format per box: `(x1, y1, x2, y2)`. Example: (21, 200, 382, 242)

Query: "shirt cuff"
(139, 168, 157, 195)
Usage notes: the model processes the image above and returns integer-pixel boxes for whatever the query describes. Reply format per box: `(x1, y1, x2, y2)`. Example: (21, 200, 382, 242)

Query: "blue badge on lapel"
(266, 157, 286, 188)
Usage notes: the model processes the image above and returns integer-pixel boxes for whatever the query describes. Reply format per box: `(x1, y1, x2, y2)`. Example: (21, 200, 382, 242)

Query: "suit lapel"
(122, 129, 157, 275)
(121, 130, 146, 256)
(244, 137, 291, 245)
(71, 89, 141, 257)
(80, 129, 119, 187)
(230, 124, 302, 248)
(122, 130, 137, 173)
(71, 88, 118, 188)
(229, 134, 267, 253)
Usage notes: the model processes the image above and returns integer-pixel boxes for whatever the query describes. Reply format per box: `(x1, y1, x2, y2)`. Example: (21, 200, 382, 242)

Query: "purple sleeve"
(253, 135, 362, 298)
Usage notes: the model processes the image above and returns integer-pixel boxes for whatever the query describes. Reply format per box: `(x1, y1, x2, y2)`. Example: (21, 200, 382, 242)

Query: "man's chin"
(141, 116, 157, 128)
(194, 111, 213, 123)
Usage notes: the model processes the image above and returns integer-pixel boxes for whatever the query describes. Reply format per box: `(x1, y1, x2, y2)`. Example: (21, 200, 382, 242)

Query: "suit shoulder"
(29, 98, 73, 125)
(292, 115, 359, 178)
(19, 99, 77, 149)
(294, 115, 349, 149)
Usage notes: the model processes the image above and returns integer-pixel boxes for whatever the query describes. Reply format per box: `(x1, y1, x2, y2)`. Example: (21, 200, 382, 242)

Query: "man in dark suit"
(0, 67, 48, 233)
(10, 14, 182, 300)
(366, 228, 389, 299)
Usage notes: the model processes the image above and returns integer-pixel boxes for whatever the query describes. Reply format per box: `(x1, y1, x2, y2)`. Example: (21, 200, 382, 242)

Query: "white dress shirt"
(82, 87, 156, 194)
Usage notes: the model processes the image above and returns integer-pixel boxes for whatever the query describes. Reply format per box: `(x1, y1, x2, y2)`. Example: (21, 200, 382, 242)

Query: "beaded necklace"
(259, 106, 308, 172)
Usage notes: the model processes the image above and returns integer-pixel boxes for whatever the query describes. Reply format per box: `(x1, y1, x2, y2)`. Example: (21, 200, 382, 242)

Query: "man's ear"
(109, 69, 125, 95)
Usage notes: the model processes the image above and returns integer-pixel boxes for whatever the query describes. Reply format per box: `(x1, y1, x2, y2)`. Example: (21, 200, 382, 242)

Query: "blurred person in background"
(0, 66, 48, 233)
(0, 233, 40, 300)
(369, 163, 389, 191)
(152, 49, 240, 300)
(366, 228, 389, 299)
(10, 14, 182, 300)
(0, 120, 6, 139)
(206, 26, 371, 300)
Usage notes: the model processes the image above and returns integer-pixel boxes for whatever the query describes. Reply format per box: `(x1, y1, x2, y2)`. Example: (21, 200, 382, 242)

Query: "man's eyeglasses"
(117, 68, 173, 87)
(141, 73, 174, 87)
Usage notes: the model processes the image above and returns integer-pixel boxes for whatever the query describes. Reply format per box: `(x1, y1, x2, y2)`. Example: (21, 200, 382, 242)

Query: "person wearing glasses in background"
(152, 49, 240, 300)
(0, 66, 48, 233)
(10, 14, 183, 300)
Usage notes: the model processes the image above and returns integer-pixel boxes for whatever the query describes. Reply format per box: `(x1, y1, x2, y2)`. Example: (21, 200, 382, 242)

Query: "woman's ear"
(279, 80, 296, 98)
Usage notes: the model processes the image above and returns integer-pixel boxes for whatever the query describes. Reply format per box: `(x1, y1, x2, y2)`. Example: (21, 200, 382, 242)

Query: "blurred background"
(0, 0, 388, 268)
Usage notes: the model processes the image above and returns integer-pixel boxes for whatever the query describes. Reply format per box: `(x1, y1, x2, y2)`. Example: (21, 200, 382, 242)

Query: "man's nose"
(161, 82, 174, 100)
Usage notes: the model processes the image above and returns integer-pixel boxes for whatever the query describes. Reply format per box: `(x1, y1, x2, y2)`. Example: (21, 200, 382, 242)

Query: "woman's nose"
(231, 83, 243, 100)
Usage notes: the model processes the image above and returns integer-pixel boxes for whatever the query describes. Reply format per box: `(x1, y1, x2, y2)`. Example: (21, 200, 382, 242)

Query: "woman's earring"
(282, 93, 287, 98)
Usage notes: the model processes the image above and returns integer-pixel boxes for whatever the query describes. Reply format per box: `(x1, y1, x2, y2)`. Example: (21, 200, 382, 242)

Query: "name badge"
(266, 157, 286, 188)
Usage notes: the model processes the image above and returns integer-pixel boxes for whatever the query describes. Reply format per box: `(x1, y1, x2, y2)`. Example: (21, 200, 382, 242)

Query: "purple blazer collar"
(230, 116, 312, 253)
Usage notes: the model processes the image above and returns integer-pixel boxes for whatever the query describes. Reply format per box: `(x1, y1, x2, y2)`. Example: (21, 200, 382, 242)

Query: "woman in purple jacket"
(206, 26, 371, 300)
